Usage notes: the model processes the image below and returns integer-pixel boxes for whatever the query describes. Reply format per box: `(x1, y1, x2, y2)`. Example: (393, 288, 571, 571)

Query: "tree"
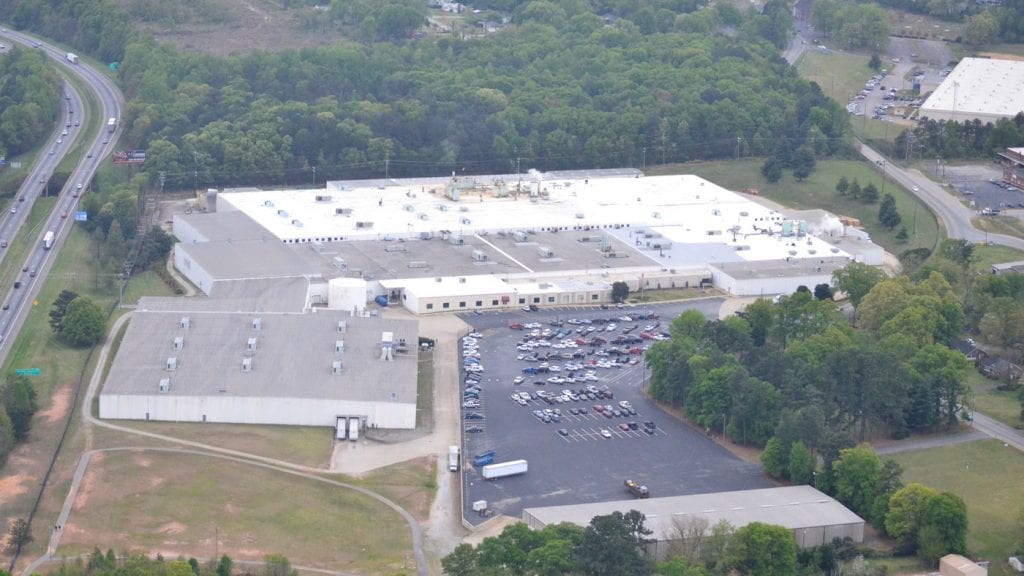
(761, 156, 784, 183)
(1, 375, 38, 441)
(4, 518, 33, 555)
(0, 408, 14, 468)
(832, 444, 881, 519)
(813, 283, 833, 301)
(918, 493, 968, 565)
(216, 555, 234, 576)
(885, 483, 939, 547)
(263, 554, 297, 576)
(879, 193, 902, 229)
(861, 182, 879, 204)
(963, 11, 1000, 45)
(58, 297, 107, 347)
(788, 441, 817, 485)
(761, 436, 789, 479)
(576, 511, 652, 576)
(869, 53, 882, 71)
(835, 176, 850, 196)
(657, 557, 709, 576)
(848, 178, 862, 200)
(611, 281, 629, 304)
(49, 289, 79, 332)
(724, 522, 798, 576)
(441, 544, 479, 576)
(791, 145, 816, 180)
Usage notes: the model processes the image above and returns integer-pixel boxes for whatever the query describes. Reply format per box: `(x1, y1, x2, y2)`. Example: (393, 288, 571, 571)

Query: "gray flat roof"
(175, 210, 275, 242)
(523, 486, 863, 540)
(710, 256, 851, 280)
(177, 239, 312, 281)
(104, 308, 418, 404)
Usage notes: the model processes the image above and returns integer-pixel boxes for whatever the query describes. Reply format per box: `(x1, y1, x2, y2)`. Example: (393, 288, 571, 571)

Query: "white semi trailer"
(481, 459, 528, 479)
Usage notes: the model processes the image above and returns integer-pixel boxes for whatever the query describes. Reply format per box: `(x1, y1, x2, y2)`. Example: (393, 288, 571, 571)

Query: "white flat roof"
(217, 174, 852, 267)
(921, 57, 1024, 119)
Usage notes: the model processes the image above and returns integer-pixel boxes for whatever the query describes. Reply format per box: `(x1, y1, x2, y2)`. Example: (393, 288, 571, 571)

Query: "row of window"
(423, 293, 601, 310)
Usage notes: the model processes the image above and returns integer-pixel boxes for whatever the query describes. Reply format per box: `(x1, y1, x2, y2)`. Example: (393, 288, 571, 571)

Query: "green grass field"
(652, 159, 940, 255)
(59, 450, 414, 574)
(888, 440, 1024, 574)
(966, 372, 1022, 430)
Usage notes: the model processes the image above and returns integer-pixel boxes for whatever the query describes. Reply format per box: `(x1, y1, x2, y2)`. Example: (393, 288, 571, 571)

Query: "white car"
(601, 429, 613, 439)
(513, 376, 525, 385)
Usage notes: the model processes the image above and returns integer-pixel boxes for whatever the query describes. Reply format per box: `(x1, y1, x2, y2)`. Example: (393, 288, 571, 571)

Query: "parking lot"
(457, 300, 772, 525)
(944, 164, 1024, 214)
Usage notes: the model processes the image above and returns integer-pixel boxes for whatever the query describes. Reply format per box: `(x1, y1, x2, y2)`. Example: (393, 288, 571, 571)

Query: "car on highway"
(49, 148, 55, 155)
(61, 211, 68, 219)
(61, 129, 68, 136)
(1, 303, 8, 310)
(912, 186, 919, 191)
(29, 269, 36, 277)
(465, 426, 484, 433)
(9, 207, 15, 214)
(102, 138, 109, 144)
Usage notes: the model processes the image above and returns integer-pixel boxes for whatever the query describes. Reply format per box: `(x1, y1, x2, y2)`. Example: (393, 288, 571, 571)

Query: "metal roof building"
(100, 301, 418, 429)
(920, 58, 1024, 124)
(522, 486, 864, 560)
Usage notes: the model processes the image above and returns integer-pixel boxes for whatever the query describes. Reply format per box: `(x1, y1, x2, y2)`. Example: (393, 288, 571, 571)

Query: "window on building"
(547, 296, 555, 303)
(591, 294, 599, 300)
(442, 302, 450, 309)
(533, 297, 540, 303)
(519, 298, 525, 304)
(459, 301, 466, 308)
(476, 300, 483, 307)
(491, 299, 499, 306)
(426, 303, 434, 310)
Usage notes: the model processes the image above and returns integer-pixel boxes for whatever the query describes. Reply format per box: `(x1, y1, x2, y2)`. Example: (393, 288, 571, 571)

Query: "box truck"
(43, 231, 55, 250)
(448, 445, 460, 472)
(66, 53, 78, 64)
(481, 459, 527, 479)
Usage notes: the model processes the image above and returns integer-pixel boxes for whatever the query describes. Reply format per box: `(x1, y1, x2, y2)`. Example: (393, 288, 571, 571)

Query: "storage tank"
(328, 277, 368, 312)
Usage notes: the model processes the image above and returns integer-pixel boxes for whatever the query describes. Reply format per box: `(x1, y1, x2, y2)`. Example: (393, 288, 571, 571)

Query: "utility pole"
(312, 166, 316, 187)
(642, 147, 646, 171)
(158, 171, 166, 195)
(735, 137, 740, 160)
(385, 148, 390, 180)
(192, 151, 199, 193)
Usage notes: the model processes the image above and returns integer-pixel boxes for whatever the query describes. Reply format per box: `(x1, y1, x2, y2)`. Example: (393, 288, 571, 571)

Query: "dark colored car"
(465, 426, 484, 433)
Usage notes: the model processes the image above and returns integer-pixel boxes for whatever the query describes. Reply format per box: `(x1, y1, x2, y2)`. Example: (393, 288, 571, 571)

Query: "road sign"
(15, 368, 41, 376)
(75, 211, 88, 222)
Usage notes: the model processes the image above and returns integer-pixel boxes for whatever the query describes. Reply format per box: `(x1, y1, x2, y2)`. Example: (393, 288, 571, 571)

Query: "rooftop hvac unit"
(315, 195, 332, 202)
(180, 316, 191, 329)
(247, 337, 258, 351)
(537, 246, 553, 258)
(333, 256, 347, 270)
(418, 213, 429, 220)
(158, 378, 170, 393)
(575, 213, 585, 219)
(512, 231, 528, 242)
(472, 250, 487, 261)
(311, 240, 324, 253)
(404, 204, 415, 212)
(418, 231, 433, 240)
(449, 235, 464, 245)
(408, 261, 430, 268)
(384, 245, 407, 252)
(173, 336, 184, 350)
(242, 357, 253, 372)
(335, 207, 352, 216)
(459, 277, 467, 283)
(337, 320, 347, 333)
(437, 204, 448, 211)
(652, 212, 661, 219)
(263, 200, 275, 208)
(332, 360, 343, 375)
(356, 221, 374, 229)
(435, 277, 442, 282)
(166, 357, 178, 371)
(277, 209, 289, 217)
(335, 340, 344, 353)
(252, 317, 262, 330)
(460, 217, 471, 225)
(291, 219, 303, 228)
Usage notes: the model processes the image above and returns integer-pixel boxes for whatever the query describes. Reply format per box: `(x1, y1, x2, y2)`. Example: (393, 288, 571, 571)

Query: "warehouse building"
(100, 300, 418, 429)
(522, 486, 864, 560)
(920, 58, 1024, 124)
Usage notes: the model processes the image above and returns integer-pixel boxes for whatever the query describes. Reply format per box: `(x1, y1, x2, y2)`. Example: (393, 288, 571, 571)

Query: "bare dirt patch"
(71, 452, 103, 512)
(0, 472, 33, 507)
(118, 0, 342, 57)
(39, 384, 72, 425)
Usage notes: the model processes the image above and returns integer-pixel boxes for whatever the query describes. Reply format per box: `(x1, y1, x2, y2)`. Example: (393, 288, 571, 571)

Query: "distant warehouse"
(920, 58, 1024, 124)
(100, 301, 418, 430)
(522, 486, 864, 561)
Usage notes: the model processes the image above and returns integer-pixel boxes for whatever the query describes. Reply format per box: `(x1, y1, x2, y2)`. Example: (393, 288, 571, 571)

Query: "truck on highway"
(448, 445, 461, 472)
(107, 117, 116, 133)
(43, 231, 54, 250)
(66, 52, 78, 64)
(624, 479, 650, 499)
(481, 459, 527, 479)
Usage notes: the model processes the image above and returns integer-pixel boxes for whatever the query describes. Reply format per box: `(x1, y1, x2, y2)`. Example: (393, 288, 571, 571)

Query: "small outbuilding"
(940, 554, 987, 576)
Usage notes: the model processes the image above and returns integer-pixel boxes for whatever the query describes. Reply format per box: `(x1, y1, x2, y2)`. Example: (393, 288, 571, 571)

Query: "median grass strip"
(887, 439, 1024, 572)
(60, 450, 413, 575)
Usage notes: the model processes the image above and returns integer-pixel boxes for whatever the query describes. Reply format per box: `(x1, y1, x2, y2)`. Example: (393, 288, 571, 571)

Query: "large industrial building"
(99, 300, 418, 429)
(170, 171, 883, 311)
(522, 485, 865, 560)
(920, 57, 1024, 124)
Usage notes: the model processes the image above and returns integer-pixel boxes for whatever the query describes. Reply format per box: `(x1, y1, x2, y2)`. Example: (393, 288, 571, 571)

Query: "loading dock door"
(336, 417, 347, 440)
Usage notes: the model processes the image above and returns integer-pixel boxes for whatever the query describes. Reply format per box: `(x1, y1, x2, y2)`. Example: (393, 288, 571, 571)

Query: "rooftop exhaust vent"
(180, 316, 191, 329)
(335, 340, 345, 353)
(173, 336, 184, 350)
(242, 357, 253, 372)
(332, 360, 343, 375)
(166, 357, 178, 371)
(247, 337, 258, 351)
(337, 320, 347, 333)
(159, 378, 170, 393)
(252, 317, 262, 330)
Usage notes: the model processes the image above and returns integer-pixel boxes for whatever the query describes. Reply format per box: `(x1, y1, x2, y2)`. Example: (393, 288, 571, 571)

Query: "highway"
(0, 29, 125, 366)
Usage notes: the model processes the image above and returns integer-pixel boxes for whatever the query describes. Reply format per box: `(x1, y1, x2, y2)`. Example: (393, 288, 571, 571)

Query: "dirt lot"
(115, 0, 341, 56)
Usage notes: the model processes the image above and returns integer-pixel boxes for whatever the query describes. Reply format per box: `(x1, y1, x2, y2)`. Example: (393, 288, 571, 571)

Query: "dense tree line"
(23, 550, 298, 576)
(896, 114, 1024, 161)
(85, 1, 846, 189)
(810, 0, 890, 51)
(0, 46, 62, 161)
(0, 0, 137, 62)
(0, 375, 38, 468)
